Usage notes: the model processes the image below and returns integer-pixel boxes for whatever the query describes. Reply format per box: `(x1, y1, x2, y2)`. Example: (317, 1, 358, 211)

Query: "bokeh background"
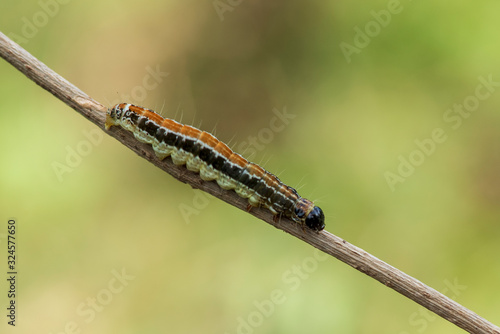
(1, 1, 499, 333)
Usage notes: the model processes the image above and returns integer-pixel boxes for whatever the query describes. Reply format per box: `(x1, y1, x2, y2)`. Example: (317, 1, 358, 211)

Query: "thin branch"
(0, 31, 498, 334)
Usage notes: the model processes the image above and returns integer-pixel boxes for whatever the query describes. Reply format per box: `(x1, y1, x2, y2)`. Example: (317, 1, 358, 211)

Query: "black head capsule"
(305, 206, 325, 231)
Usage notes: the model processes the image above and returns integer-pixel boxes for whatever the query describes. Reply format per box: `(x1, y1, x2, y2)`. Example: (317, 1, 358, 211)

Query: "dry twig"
(0, 31, 498, 334)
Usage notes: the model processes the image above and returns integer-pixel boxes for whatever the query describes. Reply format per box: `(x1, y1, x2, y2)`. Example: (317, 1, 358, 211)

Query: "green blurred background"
(1, 0, 499, 333)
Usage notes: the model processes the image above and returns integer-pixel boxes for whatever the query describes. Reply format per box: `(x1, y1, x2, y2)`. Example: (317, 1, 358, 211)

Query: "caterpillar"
(105, 103, 325, 231)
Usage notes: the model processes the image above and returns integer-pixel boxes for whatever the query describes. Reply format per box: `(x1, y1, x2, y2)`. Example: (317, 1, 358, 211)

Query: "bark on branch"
(0, 31, 498, 334)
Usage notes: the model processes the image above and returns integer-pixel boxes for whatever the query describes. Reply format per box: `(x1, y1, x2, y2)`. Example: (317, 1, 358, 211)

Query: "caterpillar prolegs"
(105, 103, 325, 231)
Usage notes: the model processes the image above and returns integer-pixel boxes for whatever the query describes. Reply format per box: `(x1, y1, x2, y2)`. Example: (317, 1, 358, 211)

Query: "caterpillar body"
(105, 103, 325, 231)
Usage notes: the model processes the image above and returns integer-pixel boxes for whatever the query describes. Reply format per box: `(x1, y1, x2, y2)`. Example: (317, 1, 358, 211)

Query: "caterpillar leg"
(246, 204, 253, 212)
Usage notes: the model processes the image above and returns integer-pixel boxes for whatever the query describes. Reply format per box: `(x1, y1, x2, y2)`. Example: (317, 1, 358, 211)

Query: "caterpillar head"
(304, 206, 325, 231)
(294, 200, 325, 231)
